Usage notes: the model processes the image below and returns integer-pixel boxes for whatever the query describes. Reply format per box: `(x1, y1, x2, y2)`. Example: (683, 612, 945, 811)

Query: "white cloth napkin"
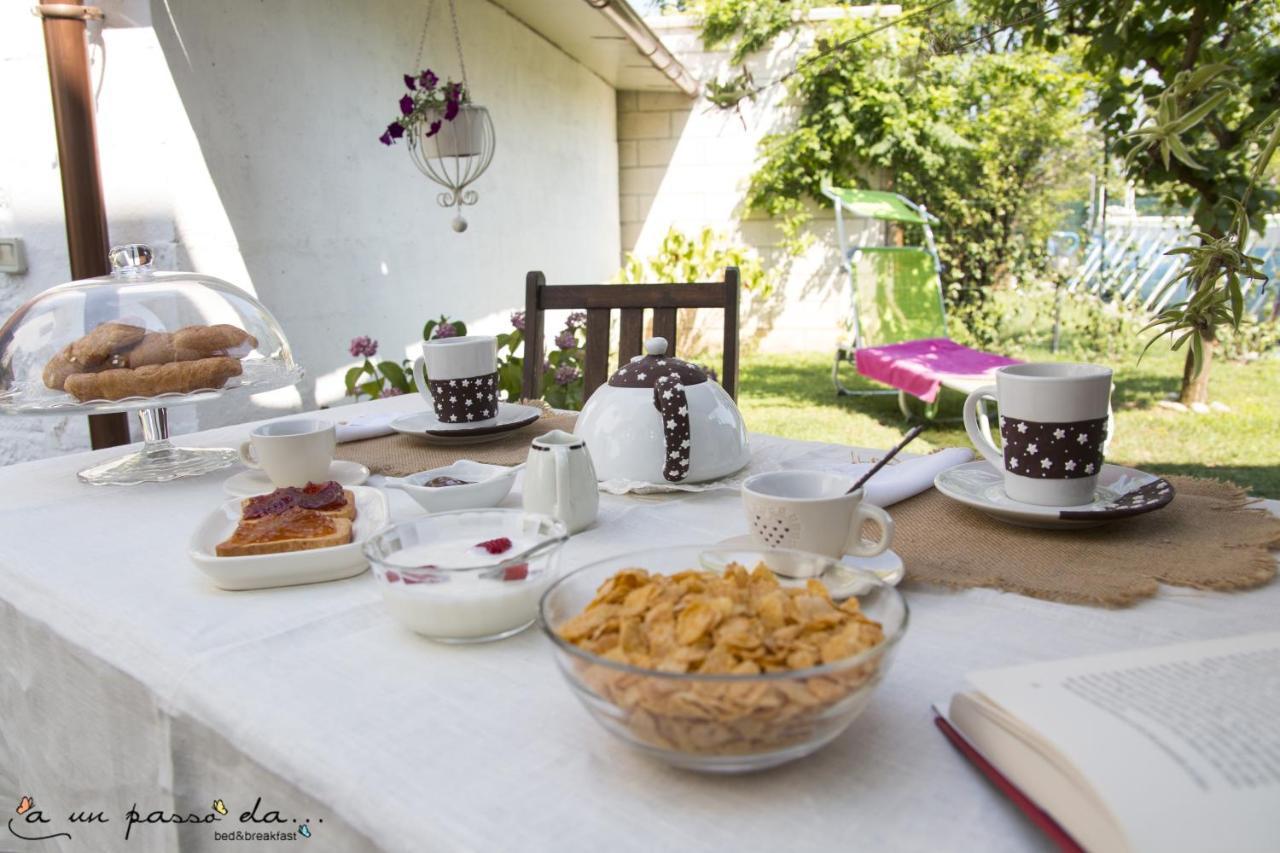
(334, 411, 401, 443)
(782, 447, 974, 507)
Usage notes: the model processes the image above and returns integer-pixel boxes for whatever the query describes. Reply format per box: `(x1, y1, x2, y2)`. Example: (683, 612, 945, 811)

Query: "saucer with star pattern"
(390, 403, 541, 445)
(934, 460, 1175, 529)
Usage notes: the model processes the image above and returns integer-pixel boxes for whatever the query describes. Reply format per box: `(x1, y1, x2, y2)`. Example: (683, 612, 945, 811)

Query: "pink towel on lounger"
(854, 338, 1020, 403)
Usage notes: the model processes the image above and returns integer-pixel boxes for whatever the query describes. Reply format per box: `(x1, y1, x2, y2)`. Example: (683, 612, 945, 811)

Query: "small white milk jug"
(522, 430, 599, 534)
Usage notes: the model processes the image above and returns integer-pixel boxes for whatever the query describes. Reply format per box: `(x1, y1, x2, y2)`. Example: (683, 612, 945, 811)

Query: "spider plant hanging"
(379, 0, 495, 232)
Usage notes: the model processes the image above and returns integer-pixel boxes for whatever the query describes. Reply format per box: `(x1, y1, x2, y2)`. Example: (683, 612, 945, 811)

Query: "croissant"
(64, 356, 243, 401)
(66, 322, 146, 368)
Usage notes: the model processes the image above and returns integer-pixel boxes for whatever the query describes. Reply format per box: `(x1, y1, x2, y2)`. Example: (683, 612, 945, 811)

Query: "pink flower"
(554, 365, 581, 386)
(432, 322, 459, 339)
(555, 330, 576, 350)
(382, 387, 405, 397)
(565, 311, 587, 330)
(349, 336, 378, 358)
(510, 310, 526, 332)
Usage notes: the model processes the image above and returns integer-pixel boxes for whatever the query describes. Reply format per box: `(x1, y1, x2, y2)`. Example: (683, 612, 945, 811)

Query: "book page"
(966, 632, 1280, 853)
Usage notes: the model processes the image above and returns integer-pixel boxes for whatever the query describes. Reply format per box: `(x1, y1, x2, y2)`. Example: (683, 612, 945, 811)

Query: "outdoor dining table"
(1, 393, 1276, 853)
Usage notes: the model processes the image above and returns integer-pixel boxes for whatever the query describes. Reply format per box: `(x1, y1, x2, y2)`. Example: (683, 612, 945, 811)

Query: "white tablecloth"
(1, 395, 1276, 853)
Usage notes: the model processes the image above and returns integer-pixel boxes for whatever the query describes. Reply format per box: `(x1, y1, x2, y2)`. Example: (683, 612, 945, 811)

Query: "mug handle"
(845, 503, 894, 558)
(238, 441, 261, 469)
(962, 384, 1003, 468)
(412, 356, 431, 403)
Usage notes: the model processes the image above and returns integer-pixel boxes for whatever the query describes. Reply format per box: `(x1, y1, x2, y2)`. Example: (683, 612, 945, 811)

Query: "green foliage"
(494, 316, 589, 411)
(344, 358, 416, 401)
(950, 282, 1149, 362)
(719, 9, 1093, 306)
(1220, 316, 1280, 362)
(974, 0, 1280, 235)
(618, 226, 772, 296)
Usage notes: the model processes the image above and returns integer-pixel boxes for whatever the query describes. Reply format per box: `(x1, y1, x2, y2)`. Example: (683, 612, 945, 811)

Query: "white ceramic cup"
(238, 418, 336, 488)
(741, 470, 894, 560)
(962, 363, 1113, 507)
(412, 335, 499, 425)
(522, 430, 599, 534)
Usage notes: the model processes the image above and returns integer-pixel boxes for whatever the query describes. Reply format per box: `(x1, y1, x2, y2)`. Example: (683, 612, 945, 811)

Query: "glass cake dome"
(0, 244, 303, 484)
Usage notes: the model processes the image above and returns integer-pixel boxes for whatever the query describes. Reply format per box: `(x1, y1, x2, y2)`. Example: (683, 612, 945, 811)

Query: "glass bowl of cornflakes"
(539, 546, 907, 773)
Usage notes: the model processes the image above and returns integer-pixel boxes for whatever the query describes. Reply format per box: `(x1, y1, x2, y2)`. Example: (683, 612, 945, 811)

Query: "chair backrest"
(852, 247, 947, 346)
(522, 268, 740, 403)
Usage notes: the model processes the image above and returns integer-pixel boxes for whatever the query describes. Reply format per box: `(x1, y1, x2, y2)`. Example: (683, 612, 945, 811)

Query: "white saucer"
(223, 460, 371, 497)
(713, 534, 904, 587)
(934, 461, 1175, 529)
(390, 403, 542, 446)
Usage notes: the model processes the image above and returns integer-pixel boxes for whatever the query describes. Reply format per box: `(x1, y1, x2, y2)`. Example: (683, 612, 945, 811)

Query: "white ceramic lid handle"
(644, 337, 668, 356)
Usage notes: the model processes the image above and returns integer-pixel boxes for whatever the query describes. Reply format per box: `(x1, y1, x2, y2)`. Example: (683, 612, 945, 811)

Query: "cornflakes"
(557, 562, 887, 756)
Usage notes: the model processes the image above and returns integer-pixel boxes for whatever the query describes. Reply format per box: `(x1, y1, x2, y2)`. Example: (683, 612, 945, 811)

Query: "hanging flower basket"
(420, 103, 488, 158)
(380, 67, 496, 231)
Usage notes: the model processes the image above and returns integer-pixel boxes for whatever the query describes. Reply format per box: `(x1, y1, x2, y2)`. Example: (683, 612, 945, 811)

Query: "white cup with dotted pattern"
(741, 470, 893, 560)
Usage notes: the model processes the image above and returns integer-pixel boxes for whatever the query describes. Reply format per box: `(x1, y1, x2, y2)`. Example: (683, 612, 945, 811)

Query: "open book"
(935, 632, 1280, 853)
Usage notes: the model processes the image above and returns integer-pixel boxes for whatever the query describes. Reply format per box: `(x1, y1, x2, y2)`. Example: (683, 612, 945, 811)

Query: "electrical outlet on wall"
(0, 238, 26, 274)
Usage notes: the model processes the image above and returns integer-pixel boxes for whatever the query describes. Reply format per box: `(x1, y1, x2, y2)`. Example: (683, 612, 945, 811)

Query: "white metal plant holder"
(408, 0, 495, 232)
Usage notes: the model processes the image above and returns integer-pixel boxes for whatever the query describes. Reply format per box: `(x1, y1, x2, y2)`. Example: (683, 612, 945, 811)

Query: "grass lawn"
(737, 348, 1280, 498)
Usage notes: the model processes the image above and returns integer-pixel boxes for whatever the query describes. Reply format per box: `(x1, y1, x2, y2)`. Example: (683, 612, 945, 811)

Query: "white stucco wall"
(619, 10, 895, 353)
(0, 0, 619, 464)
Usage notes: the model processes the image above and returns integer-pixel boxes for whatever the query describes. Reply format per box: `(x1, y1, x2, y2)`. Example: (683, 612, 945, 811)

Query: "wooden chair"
(522, 268, 740, 403)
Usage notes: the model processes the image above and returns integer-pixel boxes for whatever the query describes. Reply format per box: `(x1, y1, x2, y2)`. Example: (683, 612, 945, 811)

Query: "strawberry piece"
(501, 563, 529, 581)
(477, 537, 513, 555)
(385, 570, 401, 583)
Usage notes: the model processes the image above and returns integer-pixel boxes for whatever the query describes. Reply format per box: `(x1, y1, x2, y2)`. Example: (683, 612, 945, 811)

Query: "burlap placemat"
(894, 476, 1280, 607)
(335, 413, 578, 477)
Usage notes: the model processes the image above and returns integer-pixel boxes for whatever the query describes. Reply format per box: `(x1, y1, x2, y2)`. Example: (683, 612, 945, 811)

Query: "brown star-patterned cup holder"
(427, 371, 499, 424)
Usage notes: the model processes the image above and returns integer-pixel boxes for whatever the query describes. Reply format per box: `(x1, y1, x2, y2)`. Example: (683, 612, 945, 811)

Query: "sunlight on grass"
(737, 349, 1280, 497)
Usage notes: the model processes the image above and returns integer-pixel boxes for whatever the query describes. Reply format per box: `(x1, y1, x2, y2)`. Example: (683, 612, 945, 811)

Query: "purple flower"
(387, 122, 405, 140)
(555, 330, 576, 350)
(403, 74, 417, 91)
(432, 322, 459, 339)
(399, 95, 414, 116)
(554, 365, 582, 387)
(349, 336, 378, 358)
(510, 310, 526, 332)
(379, 130, 393, 146)
(444, 85, 462, 121)
(382, 387, 405, 397)
(565, 311, 587, 330)
(425, 119, 442, 138)
(419, 70, 438, 90)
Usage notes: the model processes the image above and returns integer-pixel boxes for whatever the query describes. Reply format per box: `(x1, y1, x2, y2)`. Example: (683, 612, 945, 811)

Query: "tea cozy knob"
(644, 337, 668, 356)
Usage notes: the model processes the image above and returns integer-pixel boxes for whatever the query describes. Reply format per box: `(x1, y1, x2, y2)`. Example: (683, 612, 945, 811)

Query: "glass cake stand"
(0, 244, 303, 485)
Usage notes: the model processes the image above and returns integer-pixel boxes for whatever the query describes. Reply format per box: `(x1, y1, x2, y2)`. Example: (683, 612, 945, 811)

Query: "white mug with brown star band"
(412, 335, 500, 425)
(962, 363, 1113, 506)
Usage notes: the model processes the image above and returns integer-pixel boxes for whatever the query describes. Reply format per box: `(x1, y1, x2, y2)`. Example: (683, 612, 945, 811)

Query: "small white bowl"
(189, 486, 389, 591)
(384, 460, 520, 513)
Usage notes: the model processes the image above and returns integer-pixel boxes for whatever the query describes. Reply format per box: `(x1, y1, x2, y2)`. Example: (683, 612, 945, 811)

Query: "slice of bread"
(216, 513, 353, 557)
(240, 488, 357, 521)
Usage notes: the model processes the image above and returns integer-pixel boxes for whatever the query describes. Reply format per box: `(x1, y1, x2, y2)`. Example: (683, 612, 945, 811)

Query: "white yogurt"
(375, 538, 553, 641)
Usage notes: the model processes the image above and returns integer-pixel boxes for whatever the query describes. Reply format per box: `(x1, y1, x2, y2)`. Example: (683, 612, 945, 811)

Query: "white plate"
(384, 460, 521, 513)
(934, 461, 1175, 529)
(390, 403, 542, 445)
(713, 534, 904, 587)
(223, 460, 370, 497)
(189, 485, 389, 590)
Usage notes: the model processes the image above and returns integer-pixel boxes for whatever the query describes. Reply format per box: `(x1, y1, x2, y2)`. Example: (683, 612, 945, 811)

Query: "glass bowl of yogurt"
(364, 509, 569, 643)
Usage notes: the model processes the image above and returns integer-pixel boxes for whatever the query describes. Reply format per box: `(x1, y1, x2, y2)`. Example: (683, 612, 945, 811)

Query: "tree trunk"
(1178, 332, 1214, 405)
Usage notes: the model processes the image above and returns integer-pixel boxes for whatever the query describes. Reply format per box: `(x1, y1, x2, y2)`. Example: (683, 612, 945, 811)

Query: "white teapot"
(573, 337, 750, 485)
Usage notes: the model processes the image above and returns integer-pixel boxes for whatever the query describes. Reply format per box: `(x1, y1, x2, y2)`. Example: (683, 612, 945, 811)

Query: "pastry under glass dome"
(0, 244, 302, 485)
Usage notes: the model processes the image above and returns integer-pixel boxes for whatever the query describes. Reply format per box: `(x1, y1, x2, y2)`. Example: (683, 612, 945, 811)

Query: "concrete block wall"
(617, 11, 893, 354)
